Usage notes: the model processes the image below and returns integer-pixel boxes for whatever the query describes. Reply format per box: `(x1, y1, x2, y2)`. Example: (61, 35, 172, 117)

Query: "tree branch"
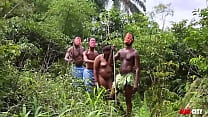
(3, 1, 21, 19)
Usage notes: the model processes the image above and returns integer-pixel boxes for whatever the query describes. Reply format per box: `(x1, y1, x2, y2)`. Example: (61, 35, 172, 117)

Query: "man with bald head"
(64, 37, 85, 79)
(83, 38, 99, 92)
(112, 32, 140, 116)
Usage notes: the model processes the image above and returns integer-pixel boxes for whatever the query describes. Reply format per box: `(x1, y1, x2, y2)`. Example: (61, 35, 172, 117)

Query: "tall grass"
(1, 69, 207, 117)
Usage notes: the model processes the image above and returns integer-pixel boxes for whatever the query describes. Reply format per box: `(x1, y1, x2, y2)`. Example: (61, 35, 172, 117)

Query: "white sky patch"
(130, 0, 146, 13)
(146, 0, 207, 28)
(105, 0, 113, 11)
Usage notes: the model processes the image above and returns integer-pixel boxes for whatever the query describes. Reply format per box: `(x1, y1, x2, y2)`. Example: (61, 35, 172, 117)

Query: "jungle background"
(0, 0, 208, 116)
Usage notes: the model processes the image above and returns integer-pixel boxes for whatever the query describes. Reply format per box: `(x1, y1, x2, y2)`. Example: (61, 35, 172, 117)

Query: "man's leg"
(124, 85, 134, 117)
(71, 66, 84, 79)
(71, 66, 84, 86)
(83, 69, 94, 92)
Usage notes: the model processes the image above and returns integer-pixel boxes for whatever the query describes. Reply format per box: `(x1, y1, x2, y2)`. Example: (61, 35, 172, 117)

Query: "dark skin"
(114, 41, 140, 116)
(64, 44, 85, 66)
(94, 47, 113, 89)
(83, 47, 98, 69)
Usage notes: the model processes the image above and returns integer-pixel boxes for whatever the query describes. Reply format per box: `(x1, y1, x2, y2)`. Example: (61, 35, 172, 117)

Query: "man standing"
(64, 37, 85, 79)
(113, 32, 140, 116)
(83, 38, 99, 92)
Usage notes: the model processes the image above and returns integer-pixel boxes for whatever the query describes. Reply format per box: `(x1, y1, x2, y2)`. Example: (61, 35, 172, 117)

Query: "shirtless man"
(94, 44, 114, 89)
(64, 37, 85, 79)
(113, 32, 140, 116)
(83, 38, 99, 92)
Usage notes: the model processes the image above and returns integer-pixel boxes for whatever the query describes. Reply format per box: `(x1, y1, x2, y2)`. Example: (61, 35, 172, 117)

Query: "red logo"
(179, 108, 203, 115)
(179, 108, 191, 114)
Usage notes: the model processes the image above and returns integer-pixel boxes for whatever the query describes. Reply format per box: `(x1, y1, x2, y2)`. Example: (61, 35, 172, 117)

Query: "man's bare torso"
(119, 48, 137, 74)
(69, 46, 85, 66)
(85, 50, 98, 69)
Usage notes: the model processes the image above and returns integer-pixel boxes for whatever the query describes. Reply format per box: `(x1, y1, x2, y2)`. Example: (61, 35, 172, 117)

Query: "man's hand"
(67, 58, 73, 63)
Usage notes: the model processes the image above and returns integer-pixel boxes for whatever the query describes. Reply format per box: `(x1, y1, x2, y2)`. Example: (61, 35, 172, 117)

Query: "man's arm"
(134, 51, 140, 91)
(64, 47, 73, 63)
(93, 55, 100, 85)
(83, 51, 94, 63)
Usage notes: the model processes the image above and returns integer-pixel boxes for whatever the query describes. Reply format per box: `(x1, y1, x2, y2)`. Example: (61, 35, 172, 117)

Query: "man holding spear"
(112, 32, 140, 116)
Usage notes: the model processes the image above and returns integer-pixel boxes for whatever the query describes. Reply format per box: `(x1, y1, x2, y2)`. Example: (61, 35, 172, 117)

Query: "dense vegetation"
(0, 0, 207, 116)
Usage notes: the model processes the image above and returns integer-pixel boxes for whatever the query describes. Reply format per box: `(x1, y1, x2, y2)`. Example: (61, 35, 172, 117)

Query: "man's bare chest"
(86, 51, 97, 60)
(72, 48, 84, 57)
(120, 52, 135, 61)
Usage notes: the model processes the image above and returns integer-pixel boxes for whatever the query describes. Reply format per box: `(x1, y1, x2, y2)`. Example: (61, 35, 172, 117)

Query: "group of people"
(64, 32, 140, 116)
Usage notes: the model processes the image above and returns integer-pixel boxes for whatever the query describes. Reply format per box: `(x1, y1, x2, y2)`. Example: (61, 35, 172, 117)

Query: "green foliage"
(190, 56, 208, 73)
(83, 8, 127, 44)
(135, 93, 151, 117)
(47, 0, 96, 37)
(0, 41, 20, 111)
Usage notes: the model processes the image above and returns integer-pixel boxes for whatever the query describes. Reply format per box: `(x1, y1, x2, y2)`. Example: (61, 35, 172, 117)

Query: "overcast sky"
(146, 0, 207, 28)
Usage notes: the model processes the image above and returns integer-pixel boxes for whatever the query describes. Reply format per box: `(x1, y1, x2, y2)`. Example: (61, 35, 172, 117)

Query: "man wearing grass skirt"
(111, 32, 140, 116)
